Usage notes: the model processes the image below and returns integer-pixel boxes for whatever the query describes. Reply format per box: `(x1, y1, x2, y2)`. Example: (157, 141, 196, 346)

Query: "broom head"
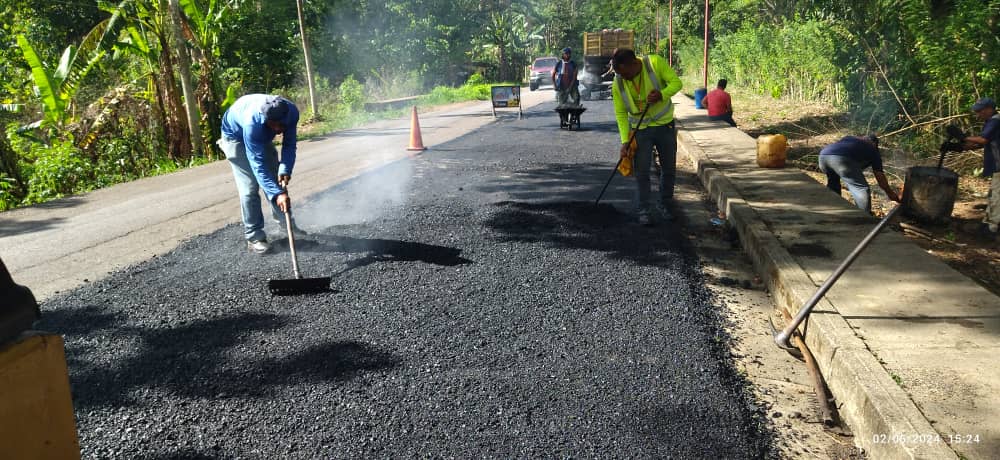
(268, 276, 332, 295)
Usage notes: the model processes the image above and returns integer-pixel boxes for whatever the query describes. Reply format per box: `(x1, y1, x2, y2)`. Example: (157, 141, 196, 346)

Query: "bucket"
(756, 134, 788, 168)
(694, 88, 707, 109)
(901, 166, 958, 223)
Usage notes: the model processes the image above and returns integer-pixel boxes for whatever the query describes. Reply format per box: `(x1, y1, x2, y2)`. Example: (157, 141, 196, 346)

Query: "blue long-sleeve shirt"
(221, 94, 299, 200)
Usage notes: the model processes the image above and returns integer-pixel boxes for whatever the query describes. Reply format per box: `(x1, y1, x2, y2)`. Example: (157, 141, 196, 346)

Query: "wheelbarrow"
(555, 106, 586, 130)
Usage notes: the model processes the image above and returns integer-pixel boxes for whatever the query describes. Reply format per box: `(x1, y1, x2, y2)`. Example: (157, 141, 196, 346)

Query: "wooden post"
(296, 0, 318, 119)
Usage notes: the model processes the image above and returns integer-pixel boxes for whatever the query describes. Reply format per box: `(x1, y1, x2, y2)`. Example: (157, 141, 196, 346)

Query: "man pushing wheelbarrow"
(552, 47, 585, 130)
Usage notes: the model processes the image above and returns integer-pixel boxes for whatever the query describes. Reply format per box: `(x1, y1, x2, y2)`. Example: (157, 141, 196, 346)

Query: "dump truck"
(579, 29, 634, 100)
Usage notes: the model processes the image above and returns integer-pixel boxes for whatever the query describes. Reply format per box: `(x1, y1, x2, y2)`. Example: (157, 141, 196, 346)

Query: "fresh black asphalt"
(40, 97, 772, 458)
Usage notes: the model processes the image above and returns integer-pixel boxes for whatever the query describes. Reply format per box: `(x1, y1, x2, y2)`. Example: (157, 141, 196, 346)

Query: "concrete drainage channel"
(674, 96, 961, 459)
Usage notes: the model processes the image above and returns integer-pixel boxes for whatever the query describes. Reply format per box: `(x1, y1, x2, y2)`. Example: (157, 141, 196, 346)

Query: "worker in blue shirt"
(818, 134, 900, 213)
(218, 94, 300, 254)
(962, 97, 1000, 234)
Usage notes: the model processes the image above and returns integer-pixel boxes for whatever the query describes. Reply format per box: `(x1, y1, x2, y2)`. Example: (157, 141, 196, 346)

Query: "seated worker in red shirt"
(703, 79, 736, 127)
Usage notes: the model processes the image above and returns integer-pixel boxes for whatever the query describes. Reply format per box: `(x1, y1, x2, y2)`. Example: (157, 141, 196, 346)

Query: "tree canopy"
(1, 0, 997, 209)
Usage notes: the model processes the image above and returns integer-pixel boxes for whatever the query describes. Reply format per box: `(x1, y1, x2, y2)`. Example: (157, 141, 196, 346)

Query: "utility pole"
(669, 0, 673, 66)
(656, 4, 660, 52)
(703, 0, 710, 90)
(167, 0, 203, 156)
(296, 0, 318, 120)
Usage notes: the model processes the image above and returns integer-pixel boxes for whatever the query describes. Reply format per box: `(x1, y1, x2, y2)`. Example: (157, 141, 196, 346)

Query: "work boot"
(247, 238, 271, 254)
(654, 203, 675, 222)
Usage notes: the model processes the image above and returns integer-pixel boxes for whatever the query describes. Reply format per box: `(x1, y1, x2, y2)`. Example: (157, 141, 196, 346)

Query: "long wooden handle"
(283, 208, 301, 280)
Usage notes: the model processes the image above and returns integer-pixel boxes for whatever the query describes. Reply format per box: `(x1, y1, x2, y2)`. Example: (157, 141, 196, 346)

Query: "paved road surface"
(22, 94, 770, 457)
(0, 92, 549, 301)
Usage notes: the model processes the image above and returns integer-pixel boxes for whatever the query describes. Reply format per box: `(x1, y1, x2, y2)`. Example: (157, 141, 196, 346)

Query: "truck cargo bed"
(583, 30, 635, 57)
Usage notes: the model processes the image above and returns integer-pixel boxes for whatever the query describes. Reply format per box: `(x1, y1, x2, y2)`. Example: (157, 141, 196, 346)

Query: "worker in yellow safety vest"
(611, 48, 683, 226)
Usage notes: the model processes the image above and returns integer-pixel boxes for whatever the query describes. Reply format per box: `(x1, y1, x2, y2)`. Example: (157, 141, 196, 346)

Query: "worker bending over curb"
(818, 134, 900, 213)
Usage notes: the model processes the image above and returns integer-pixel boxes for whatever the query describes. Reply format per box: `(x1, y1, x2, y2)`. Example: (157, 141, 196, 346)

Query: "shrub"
(0, 172, 17, 211)
(23, 139, 92, 204)
(465, 73, 486, 86)
(339, 75, 365, 112)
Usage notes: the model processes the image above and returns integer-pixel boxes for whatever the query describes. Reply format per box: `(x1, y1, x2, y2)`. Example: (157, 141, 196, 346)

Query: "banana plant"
(14, 5, 125, 132)
(97, 0, 193, 160)
(18, 36, 94, 128)
(177, 0, 235, 149)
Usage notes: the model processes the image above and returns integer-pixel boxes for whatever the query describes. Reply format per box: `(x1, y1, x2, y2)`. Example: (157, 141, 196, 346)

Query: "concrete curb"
(674, 127, 958, 460)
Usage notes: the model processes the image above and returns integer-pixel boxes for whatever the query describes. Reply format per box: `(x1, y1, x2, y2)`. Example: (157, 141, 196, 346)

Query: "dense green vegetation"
(1, 1, 997, 209)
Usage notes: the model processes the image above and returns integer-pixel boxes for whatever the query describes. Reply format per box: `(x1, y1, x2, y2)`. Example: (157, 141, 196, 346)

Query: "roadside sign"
(490, 85, 523, 118)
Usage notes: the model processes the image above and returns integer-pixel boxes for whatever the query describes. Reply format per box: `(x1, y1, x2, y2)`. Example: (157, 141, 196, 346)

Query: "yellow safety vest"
(614, 56, 674, 130)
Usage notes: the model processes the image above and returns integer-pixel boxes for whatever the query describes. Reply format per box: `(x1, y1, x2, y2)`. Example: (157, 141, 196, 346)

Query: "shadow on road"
(39, 306, 400, 408)
(0, 216, 68, 237)
(270, 235, 473, 277)
(484, 201, 686, 268)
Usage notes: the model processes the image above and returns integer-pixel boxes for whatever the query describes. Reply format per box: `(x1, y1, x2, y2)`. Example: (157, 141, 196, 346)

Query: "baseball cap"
(262, 96, 290, 122)
(971, 97, 995, 111)
(562, 47, 571, 54)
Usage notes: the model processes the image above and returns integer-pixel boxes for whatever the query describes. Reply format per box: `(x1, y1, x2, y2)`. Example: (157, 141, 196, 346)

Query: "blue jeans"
(819, 154, 871, 213)
(634, 122, 678, 212)
(218, 137, 288, 241)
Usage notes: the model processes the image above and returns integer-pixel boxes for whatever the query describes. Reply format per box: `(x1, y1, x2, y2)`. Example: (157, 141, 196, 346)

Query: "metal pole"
(656, 5, 660, 50)
(669, 0, 674, 66)
(774, 204, 903, 349)
(780, 309, 836, 427)
(703, 0, 710, 90)
(596, 158, 624, 205)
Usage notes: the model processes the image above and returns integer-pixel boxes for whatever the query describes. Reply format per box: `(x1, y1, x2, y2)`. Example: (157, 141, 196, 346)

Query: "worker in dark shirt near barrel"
(818, 134, 901, 213)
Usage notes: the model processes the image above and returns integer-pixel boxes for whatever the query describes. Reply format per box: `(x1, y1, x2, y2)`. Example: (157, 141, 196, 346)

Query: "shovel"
(268, 189, 331, 295)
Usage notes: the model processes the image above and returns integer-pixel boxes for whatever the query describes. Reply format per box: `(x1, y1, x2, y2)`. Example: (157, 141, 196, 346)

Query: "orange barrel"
(756, 134, 788, 168)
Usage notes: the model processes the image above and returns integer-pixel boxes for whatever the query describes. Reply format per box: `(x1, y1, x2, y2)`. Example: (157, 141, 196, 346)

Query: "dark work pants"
(709, 112, 737, 127)
(634, 122, 677, 211)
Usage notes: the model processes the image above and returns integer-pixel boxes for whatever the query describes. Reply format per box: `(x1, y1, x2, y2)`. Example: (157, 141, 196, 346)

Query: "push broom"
(268, 188, 331, 295)
(595, 104, 650, 205)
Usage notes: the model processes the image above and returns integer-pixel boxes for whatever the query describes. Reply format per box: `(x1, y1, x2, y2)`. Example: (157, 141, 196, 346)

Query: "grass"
(296, 81, 516, 141)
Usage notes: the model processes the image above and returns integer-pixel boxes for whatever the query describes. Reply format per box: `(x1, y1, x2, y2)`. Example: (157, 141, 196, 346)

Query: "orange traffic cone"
(406, 106, 427, 152)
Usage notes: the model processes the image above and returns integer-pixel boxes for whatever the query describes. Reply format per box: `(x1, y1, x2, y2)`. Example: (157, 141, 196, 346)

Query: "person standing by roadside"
(611, 48, 683, 226)
(961, 97, 1000, 234)
(552, 47, 580, 108)
(703, 79, 736, 127)
(818, 134, 900, 214)
(218, 94, 301, 254)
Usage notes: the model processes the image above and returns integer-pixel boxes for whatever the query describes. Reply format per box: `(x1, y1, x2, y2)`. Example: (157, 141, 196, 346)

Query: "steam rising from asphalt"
(295, 157, 413, 229)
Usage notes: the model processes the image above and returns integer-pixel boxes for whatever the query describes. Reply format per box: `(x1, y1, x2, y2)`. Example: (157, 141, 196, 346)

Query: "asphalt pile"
(40, 100, 771, 458)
